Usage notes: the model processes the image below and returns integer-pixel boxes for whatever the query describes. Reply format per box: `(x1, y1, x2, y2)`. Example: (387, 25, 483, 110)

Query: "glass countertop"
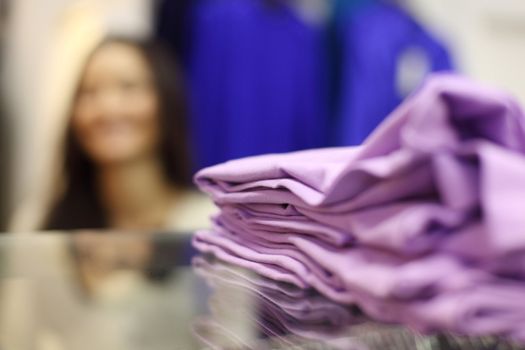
(0, 231, 522, 350)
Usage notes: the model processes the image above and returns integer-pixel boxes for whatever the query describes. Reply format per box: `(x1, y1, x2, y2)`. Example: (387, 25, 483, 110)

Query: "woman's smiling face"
(72, 42, 161, 166)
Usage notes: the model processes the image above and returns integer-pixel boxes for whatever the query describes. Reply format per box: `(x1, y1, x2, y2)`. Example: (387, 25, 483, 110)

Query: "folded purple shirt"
(193, 74, 525, 340)
(194, 228, 492, 306)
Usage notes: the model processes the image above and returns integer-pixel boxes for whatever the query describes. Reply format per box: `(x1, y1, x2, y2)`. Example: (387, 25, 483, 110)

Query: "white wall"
(404, 0, 525, 104)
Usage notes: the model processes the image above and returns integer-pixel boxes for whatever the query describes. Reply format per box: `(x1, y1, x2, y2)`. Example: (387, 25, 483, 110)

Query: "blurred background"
(0, 0, 525, 233)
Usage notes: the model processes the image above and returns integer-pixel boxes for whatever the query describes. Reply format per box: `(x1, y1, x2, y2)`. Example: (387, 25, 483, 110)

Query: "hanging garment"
(188, 0, 329, 170)
(193, 73, 525, 339)
(335, 2, 454, 145)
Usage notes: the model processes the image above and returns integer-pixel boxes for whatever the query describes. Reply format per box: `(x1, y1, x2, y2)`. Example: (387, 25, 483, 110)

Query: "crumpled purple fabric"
(192, 73, 525, 340)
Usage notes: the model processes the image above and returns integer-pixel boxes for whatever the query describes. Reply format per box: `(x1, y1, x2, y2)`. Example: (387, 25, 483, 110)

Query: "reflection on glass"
(192, 255, 525, 350)
(0, 232, 204, 350)
(0, 232, 524, 350)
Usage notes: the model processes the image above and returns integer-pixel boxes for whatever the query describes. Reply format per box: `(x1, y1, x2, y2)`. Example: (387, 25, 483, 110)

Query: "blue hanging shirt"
(335, 2, 454, 145)
(188, 0, 329, 170)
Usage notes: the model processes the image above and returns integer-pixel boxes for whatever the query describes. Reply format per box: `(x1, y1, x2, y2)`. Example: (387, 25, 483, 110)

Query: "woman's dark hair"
(44, 36, 191, 230)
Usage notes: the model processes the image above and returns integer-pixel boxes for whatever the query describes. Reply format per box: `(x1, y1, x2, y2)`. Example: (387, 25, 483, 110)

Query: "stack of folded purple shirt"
(192, 74, 525, 341)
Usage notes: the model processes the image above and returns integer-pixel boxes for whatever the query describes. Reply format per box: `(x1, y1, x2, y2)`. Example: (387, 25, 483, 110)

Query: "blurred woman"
(42, 37, 215, 231)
